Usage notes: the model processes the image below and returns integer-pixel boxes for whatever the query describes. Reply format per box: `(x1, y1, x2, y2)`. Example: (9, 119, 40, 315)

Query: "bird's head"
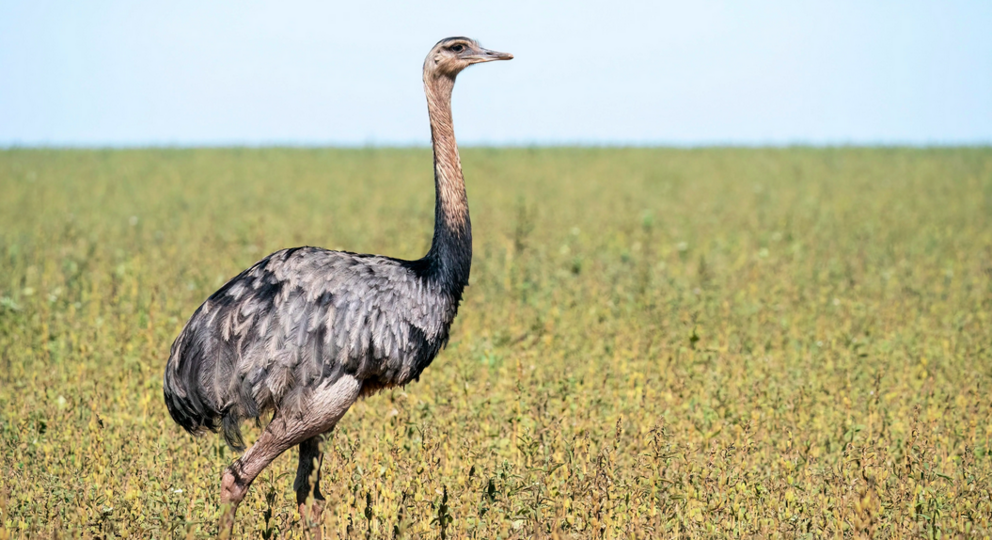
(424, 37, 513, 79)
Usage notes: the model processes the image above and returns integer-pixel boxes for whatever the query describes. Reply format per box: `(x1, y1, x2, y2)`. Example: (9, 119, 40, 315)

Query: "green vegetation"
(1, 147, 991, 539)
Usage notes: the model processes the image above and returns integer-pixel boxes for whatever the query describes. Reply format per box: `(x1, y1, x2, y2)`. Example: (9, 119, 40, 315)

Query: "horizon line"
(3, 140, 991, 151)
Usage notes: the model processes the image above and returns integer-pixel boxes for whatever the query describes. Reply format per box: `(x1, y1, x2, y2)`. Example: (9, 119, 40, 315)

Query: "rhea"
(164, 37, 512, 537)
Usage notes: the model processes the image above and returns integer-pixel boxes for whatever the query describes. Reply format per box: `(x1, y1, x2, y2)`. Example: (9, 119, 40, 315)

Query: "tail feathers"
(163, 304, 331, 453)
(164, 378, 248, 451)
(163, 325, 250, 451)
(222, 412, 246, 451)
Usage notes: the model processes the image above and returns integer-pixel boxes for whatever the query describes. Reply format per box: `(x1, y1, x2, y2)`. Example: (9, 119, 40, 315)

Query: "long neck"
(423, 73, 472, 290)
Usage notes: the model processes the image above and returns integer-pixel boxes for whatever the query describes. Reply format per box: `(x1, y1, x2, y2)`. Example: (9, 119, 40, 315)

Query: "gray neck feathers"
(423, 71, 472, 291)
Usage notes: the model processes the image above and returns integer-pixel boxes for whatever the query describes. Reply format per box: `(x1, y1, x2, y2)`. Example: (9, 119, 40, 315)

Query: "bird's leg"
(294, 435, 327, 539)
(219, 416, 299, 539)
(218, 375, 363, 539)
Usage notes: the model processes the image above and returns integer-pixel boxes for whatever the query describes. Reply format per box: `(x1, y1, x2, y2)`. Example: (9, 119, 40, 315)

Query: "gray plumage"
(164, 248, 457, 450)
(162, 37, 512, 536)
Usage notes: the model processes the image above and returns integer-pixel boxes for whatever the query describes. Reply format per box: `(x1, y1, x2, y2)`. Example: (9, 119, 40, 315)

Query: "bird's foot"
(219, 468, 248, 539)
(218, 503, 238, 540)
(299, 498, 325, 540)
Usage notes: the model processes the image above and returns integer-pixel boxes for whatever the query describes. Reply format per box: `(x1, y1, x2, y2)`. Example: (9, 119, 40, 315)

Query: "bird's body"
(163, 37, 511, 538)
(164, 246, 463, 449)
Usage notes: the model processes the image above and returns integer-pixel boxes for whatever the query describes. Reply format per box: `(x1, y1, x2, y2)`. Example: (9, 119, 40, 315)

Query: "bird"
(163, 37, 512, 538)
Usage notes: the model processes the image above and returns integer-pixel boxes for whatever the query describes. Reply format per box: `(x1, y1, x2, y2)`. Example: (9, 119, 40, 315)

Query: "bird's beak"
(469, 47, 514, 63)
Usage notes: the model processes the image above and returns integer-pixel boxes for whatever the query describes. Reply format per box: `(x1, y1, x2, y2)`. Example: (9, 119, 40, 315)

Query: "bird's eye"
(450, 44, 465, 53)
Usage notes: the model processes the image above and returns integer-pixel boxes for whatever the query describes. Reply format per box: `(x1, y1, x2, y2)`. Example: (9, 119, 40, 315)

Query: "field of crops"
(1, 147, 990, 539)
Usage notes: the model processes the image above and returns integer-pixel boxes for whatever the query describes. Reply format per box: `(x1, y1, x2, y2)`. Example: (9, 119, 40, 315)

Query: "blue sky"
(1, 1, 989, 146)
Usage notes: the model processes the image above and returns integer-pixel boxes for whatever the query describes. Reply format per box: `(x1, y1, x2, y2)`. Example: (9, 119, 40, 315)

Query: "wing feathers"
(168, 246, 460, 439)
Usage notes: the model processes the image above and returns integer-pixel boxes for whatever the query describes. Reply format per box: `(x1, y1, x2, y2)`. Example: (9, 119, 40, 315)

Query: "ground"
(1, 147, 990, 538)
